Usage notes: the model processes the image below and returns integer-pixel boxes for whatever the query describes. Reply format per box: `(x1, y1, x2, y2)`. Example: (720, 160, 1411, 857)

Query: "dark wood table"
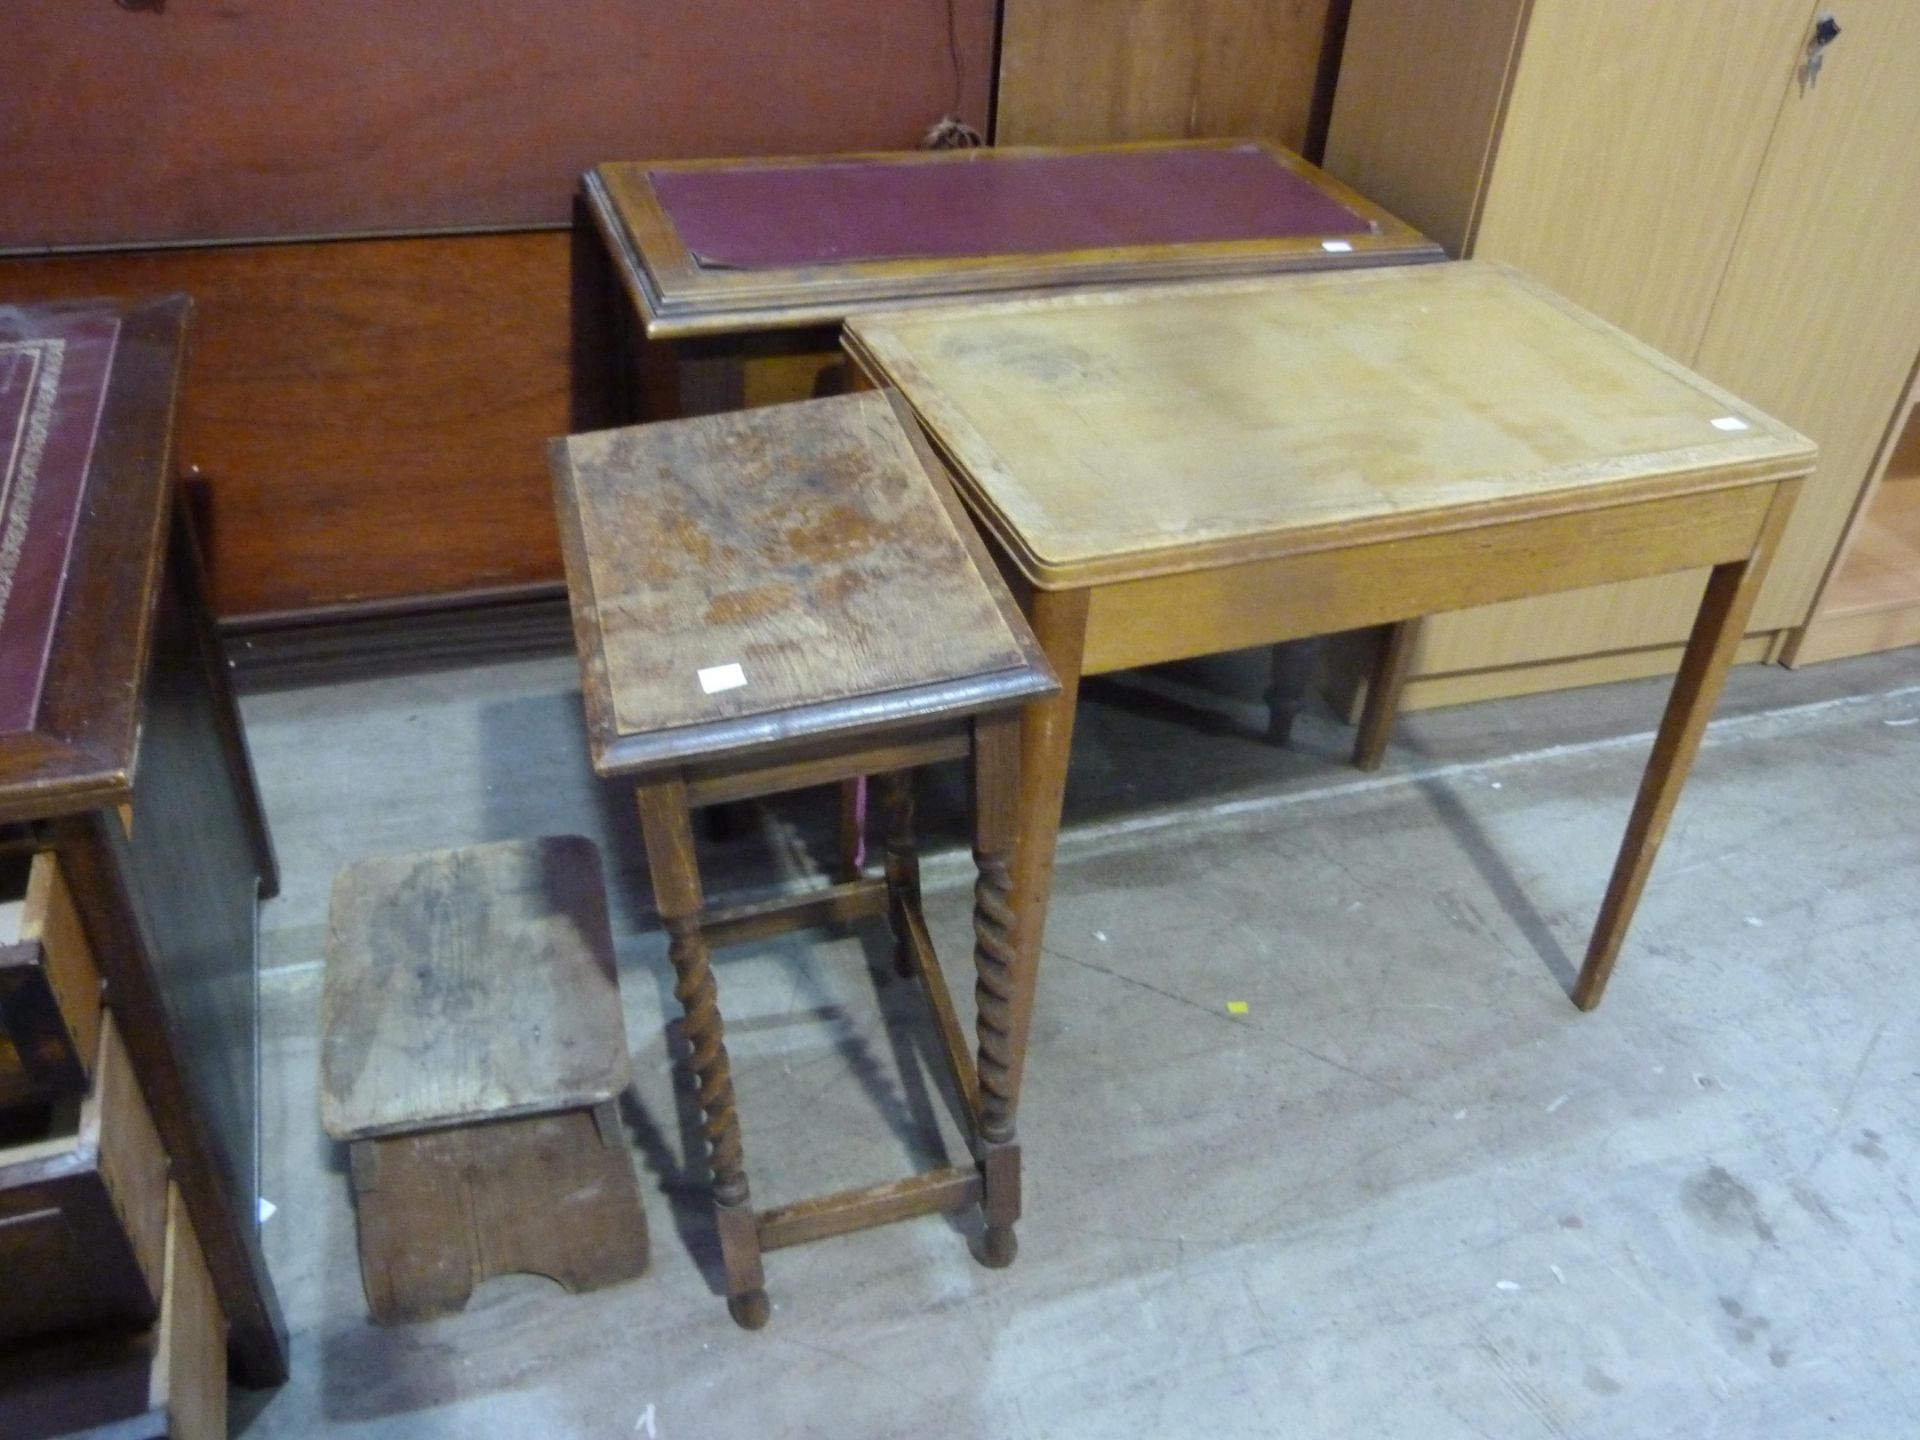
(550, 389, 1056, 1327)
(0, 296, 286, 1384)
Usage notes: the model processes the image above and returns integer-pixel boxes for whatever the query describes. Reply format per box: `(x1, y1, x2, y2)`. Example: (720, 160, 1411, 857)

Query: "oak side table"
(549, 388, 1056, 1328)
(845, 261, 1816, 1092)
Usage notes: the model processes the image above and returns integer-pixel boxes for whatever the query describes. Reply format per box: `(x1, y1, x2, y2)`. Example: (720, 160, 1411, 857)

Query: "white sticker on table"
(698, 662, 748, 694)
(1711, 416, 1751, 431)
(1321, 239, 1355, 253)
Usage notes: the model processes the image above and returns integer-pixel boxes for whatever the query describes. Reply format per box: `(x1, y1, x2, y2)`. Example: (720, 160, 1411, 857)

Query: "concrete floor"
(229, 641, 1920, 1438)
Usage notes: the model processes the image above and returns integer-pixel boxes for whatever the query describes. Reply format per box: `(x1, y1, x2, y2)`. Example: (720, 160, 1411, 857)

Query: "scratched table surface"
(551, 389, 1030, 744)
(846, 262, 1816, 588)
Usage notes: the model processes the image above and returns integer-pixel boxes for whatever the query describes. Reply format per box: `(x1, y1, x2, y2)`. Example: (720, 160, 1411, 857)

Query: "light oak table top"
(847, 256, 1816, 1039)
(846, 261, 1815, 588)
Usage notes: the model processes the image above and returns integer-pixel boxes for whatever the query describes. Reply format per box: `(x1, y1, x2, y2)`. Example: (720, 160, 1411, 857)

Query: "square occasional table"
(550, 389, 1056, 1327)
(844, 261, 1816, 1090)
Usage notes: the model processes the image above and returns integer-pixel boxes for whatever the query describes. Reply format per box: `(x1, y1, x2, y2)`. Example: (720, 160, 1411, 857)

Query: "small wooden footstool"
(550, 389, 1058, 1329)
(321, 836, 648, 1324)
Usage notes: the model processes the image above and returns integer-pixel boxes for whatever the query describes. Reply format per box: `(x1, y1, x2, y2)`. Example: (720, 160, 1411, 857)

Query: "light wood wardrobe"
(1324, 0, 1920, 707)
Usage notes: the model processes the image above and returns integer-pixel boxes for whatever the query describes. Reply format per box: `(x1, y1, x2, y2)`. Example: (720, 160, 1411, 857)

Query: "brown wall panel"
(1, 0, 997, 249)
(0, 233, 619, 619)
(996, 0, 1337, 153)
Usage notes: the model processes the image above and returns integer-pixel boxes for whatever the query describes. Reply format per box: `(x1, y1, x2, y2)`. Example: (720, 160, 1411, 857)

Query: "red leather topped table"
(586, 139, 1441, 344)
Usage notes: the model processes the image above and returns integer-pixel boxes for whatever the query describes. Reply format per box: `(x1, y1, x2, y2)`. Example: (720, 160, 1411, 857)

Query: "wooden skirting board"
(1334, 633, 1782, 717)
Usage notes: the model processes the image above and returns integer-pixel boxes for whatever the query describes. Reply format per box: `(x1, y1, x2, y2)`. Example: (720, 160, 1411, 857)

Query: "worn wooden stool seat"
(320, 835, 648, 1324)
(550, 389, 1057, 1329)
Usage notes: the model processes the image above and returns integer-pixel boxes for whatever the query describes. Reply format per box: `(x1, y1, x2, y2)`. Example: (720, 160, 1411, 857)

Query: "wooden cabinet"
(1325, 0, 1920, 704)
(1, 298, 285, 1385)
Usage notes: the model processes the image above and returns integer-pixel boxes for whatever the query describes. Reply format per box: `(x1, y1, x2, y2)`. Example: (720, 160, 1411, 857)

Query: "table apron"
(1081, 482, 1781, 675)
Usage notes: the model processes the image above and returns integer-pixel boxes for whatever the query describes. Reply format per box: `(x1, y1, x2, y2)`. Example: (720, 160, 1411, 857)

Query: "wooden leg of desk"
(1263, 641, 1309, 747)
(635, 773, 768, 1328)
(1574, 485, 1799, 1010)
(1002, 586, 1088, 1110)
(1352, 619, 1418, 772)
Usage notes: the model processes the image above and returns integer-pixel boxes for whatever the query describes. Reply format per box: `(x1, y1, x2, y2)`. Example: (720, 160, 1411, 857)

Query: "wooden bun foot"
(979, 1224, 1018, 1269)
(727, 1288, 771, 1330)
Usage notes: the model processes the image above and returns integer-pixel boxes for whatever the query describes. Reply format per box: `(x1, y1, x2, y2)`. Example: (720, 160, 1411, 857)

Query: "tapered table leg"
(635, 772, 769, 1328)
(1574, 482, 1800, 1010)
(1352, 619, 1419, 771)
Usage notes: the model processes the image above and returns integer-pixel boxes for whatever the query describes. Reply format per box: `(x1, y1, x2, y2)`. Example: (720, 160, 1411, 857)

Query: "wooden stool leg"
(1352, 619, 1419, 771)
(879, 771, 920, 978)
(635, 774, 769, 1329)
(969, 711, 1025, 1268)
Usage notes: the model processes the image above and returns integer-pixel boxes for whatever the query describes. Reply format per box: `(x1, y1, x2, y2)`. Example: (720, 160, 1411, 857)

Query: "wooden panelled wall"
(0, 1, 996, 621)
(996, 0, 1348, 157)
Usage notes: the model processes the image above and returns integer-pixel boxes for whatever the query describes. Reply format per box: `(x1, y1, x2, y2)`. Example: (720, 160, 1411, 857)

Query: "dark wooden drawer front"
(0, 1015, 169, 1347)
(0, 852, 103, 1109)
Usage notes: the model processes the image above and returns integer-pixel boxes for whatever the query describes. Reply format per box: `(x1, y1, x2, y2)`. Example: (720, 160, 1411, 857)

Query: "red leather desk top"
(0, 306, 120, 738)
(651, 145, 1373, 270)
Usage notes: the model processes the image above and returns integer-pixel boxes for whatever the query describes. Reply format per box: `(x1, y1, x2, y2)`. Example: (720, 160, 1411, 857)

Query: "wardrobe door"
(1693, 0, 1920, 631)
(1410, 0, 1817, 688)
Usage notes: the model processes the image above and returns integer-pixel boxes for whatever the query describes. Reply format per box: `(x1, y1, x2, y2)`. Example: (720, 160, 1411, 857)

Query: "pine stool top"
(320, 836, 630, 1142)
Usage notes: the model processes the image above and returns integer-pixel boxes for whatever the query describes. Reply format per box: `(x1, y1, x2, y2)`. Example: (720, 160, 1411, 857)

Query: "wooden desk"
(589, 139, 1443, 754)
(585, 139, 1441, 416)
(845, 262, 1816, 1078)
(0, 298, 285, 1383)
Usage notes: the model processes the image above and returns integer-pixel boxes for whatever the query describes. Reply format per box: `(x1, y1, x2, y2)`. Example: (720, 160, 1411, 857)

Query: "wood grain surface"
(152, 1184, 228, 1440)
(0, 1014, 170, 1348)
(1322, 0, 1530, 254)
(555, 389, 1027, 739)
(1469, 0, 1815, 363)
(0, 231, 620, 620)
(349, 1107, 648, 1324)
(0, 0, 995, 249)
(1691, 0, 1920, 632)
(322, 837, 630, 1141)
(850, 262, 1814, 587)
(996, 0, 1335, 152)
(0, 851, 100, 1107)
